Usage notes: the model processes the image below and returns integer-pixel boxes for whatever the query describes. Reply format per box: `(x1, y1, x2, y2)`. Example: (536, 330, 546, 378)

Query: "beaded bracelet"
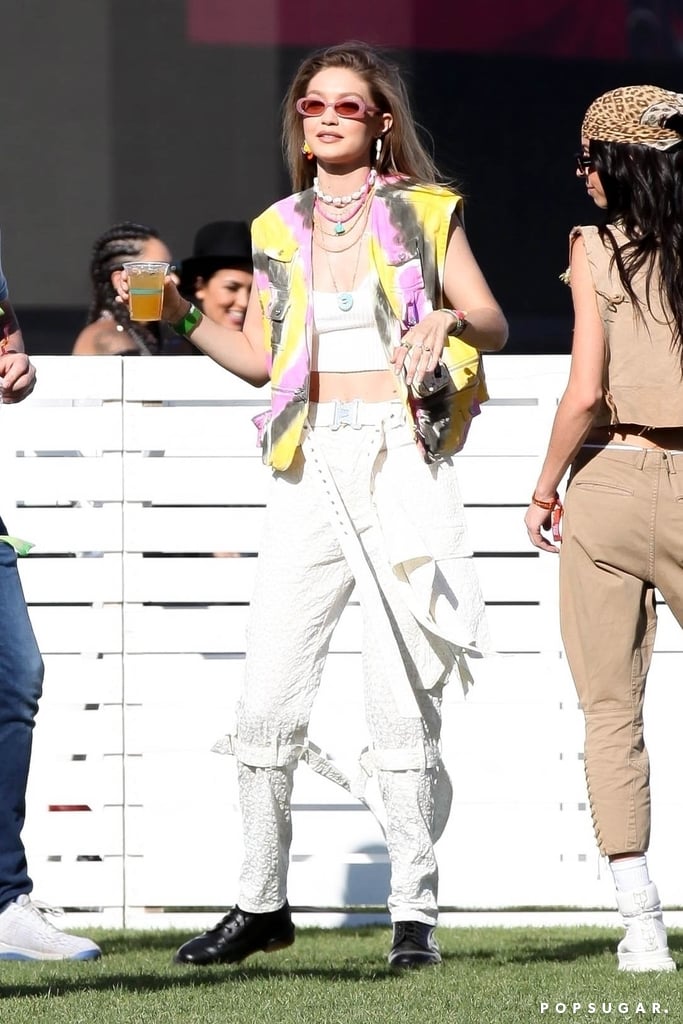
(531, 492, 560, 510)
(442, 308, 468, 338)
(172, 302, 203, 339)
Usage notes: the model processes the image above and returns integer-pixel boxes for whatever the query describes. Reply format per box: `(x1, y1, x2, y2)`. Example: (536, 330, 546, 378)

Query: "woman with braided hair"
(526, 85, 683, 973)
(72, 221, 177, 355)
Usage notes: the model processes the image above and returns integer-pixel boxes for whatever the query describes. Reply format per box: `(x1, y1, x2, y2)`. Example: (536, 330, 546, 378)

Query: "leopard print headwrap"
(582, 85, 683, 151)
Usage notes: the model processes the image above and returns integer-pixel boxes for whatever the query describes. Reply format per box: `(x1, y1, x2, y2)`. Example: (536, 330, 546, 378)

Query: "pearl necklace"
(313, 168, 377, 207)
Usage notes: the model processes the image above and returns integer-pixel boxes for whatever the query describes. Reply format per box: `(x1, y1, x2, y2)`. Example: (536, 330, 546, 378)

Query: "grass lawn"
(0, 925, 681, 1024)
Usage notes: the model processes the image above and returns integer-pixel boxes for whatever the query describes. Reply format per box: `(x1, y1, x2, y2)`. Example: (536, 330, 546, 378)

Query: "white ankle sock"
(610, 855, 650, 893)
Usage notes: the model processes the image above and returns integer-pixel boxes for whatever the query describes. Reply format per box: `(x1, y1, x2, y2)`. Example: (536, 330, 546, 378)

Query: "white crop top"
(312, 276, 389, 373)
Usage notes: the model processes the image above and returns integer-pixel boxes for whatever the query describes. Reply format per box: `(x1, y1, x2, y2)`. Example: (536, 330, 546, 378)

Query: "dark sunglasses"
(575, 152, 594, 173)
(295, 95, 380, 120)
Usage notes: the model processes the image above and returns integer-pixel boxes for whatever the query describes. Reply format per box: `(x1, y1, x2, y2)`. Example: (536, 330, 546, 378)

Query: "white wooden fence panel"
(9, 454, 124, 503)
(123, 506, 264, 554)
(10, 505, 122, 553)
(26, 355, 125, 399)
(8, 403, 123, 453)
(123, 404, 265, 455)
(482, 355, 569, 397)
(29, 606, 123, 654)
(22, 807, 123, 862)
(19, 555, 123, 603)
(471, 556, 542, 602)
(123, 604, 365, 654)
(124, 454, 269, 504)
(29, 702, 123, 754)
(2, 355, 679, 927)
(124, 794, 240, 907)
(464, 403, 546, 456)
(122, 652, 244, 706)
(466, 507, 534, 553)
(122, 356, 258, 401)
(123, 553, 257, 603)
(24, 859, 124, 917)
(39, 653, 123, 701)
(25, 754, 123, 811)
(647, 606, 683, 650)
(454, 456, 540, 503)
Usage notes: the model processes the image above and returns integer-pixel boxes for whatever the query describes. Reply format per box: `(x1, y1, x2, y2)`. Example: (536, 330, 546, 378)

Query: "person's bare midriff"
(309, 369, 399, 403)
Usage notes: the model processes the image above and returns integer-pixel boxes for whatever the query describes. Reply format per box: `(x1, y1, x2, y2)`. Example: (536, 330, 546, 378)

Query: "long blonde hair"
(282, 41, 444, 193)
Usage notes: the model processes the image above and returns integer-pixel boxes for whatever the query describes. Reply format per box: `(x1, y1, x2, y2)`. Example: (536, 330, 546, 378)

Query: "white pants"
(234, 402, 482, 924)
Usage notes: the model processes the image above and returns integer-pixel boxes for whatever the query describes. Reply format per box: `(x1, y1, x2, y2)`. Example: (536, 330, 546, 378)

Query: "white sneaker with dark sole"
(616, 883, 676, 973)
(0, 894, 101, 961)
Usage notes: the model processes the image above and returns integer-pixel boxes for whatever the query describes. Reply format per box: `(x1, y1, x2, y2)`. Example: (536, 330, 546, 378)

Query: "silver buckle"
(331, 399, 361, 430)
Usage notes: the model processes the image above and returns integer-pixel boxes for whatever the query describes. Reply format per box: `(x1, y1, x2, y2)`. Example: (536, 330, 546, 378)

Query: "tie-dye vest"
(251, 177, 487, 471)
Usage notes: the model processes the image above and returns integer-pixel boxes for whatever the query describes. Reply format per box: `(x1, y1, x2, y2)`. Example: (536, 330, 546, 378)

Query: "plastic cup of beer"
(123, 261, 169, 321)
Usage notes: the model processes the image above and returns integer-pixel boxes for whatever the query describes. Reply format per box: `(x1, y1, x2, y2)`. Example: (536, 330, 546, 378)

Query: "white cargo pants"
(235, 401, 453, 925)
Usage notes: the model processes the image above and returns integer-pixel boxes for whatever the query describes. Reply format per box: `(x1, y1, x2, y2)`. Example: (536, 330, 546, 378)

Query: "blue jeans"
(0, 518, 44, 911)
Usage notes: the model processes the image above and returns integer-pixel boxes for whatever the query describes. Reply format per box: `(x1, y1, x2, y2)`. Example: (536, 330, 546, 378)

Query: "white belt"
(583, 443, 683, 454)
(307, 398, 403, 430)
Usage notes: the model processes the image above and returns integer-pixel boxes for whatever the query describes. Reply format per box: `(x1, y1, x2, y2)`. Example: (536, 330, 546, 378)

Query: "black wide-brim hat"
(179, 220, 253, 294)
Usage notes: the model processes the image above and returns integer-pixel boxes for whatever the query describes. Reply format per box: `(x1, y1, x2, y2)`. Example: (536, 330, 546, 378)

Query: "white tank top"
(312, 276, 389, 373)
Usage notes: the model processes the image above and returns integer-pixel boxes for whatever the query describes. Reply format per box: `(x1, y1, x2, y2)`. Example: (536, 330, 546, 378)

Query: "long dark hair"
(589, 136, 683, 346)
(282, 41, 443, 192)
(87, 221, 163, 354)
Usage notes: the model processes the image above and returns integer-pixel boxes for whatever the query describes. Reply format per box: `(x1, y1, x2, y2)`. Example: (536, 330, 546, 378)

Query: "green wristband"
(172, 303, 203, 338)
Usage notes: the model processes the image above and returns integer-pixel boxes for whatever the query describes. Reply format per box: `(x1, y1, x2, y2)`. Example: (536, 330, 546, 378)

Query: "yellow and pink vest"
(251, 177, 486, 470)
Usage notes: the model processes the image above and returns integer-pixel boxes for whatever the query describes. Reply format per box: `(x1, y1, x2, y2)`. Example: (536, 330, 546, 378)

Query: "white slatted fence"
(0, 355, 679, 930)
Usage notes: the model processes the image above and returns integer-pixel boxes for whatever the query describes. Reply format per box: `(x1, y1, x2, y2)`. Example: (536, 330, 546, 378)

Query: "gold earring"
(301, 140, 314, 161)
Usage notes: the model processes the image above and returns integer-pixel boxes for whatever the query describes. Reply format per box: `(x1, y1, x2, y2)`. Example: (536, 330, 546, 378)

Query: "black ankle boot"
(174, 903, 295, 966)
(388, 920, 441, 968)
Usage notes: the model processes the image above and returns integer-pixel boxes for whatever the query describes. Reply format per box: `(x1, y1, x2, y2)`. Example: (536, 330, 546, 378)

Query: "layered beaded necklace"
(314, 190, 373, 311)
(313, 168, 377, 235)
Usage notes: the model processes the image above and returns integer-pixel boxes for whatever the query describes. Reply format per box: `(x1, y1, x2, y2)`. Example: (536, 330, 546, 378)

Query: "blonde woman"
(121, 41, 507, 969)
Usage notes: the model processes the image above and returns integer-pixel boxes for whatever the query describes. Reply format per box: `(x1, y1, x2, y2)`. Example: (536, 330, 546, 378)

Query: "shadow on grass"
(2, 926, 666, 999)
(440, 935, 616, 966)
(101, 931, 194, 954)
(100, 926, 384, 955)
(99, 933, 616, 966)
(0, 963, 403, 1000)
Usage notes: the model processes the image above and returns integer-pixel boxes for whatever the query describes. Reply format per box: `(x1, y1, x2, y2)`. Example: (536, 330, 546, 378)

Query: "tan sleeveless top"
(572, 224, 683, 428)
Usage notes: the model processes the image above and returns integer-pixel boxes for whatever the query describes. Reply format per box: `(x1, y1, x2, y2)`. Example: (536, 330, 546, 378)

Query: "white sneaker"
(0, 894, 101, 961)
(616, 883, 676, 973)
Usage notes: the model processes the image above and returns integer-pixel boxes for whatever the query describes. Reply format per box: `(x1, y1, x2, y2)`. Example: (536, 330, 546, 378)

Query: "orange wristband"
(531, 492, 559, 510)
